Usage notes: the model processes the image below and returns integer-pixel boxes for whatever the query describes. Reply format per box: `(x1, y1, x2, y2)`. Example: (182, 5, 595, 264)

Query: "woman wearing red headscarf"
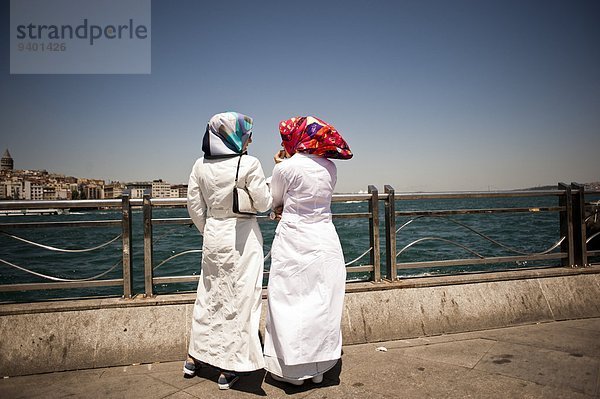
(264, 116, 353, 386)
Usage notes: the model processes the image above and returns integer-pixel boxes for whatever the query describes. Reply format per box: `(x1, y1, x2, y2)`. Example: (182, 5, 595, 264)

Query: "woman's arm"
(187, 160, 207, 234)
(270, 163, 286, 211)
(245, 157, 273, 213)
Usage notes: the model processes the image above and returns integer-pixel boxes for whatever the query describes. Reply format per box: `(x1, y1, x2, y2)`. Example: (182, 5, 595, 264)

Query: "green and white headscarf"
(202, 112, 253, 159)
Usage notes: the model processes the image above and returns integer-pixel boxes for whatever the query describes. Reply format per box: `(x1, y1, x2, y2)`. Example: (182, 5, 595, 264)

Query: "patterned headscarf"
(279, 116, 353, 159)
(202, 112, 253, 159)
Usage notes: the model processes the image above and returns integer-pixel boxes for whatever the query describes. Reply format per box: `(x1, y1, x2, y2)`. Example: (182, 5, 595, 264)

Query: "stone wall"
(1, 267, 599, 376)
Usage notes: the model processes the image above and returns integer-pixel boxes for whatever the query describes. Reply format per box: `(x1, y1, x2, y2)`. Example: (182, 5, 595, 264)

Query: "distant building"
(83, 184, 102, 199)
(585, 182, 600, 191)
(1, 149, 14, 172)
(152, 179, 171, 198)
(54, 187, 71, 200)
(124, 182, 151, 199)
(25, 181, 44, 200)
(77, 178, 105, 199)
(171, 184, 188, 198)
(0, 179, 23, 199)
(43, 186, 57, 201)
(104, 183, 125, 199)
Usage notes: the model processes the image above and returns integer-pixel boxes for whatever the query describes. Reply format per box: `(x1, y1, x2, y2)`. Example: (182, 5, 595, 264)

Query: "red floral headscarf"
(279, 116, 353, 159)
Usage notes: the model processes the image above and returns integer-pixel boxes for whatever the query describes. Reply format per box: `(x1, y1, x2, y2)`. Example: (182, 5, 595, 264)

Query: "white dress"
(264, 153, 347, 380)
(187, 155, 272, 372)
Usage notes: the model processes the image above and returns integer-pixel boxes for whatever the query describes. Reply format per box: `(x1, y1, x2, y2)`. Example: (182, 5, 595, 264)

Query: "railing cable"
(396, 216, 564, 256)
(0, 257, 122, 282)
(345, 247, 373, 266)
(0, 230, 122, 253)
(153, 249, 202, 271)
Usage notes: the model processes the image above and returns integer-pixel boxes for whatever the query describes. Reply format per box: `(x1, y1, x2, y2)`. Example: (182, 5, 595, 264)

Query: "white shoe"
(217, 372, 239, 390)
(270, 373, 304, 386)
(183, 358, 202, 378)
(311, 374, 324, 384)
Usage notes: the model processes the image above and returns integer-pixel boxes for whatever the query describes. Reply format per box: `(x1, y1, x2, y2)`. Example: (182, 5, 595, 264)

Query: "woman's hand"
(269, 205, 283, 221)
(274, 149, 287, 164)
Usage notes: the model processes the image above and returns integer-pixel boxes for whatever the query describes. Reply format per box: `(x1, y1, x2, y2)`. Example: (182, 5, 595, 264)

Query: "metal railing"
(583, 186, 600, 261)
(0, 196, 134, 298)
(381, 182, 598, 281)
(141, 187, 380, 296)
(0, 182, 598, 301)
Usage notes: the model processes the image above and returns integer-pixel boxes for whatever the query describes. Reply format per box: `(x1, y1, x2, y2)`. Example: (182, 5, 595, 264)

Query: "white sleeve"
(330, 161, 338, 188)
(187, 160, 207, 234)
(270, 164, 287, 210)
(245, 158, 273, 212)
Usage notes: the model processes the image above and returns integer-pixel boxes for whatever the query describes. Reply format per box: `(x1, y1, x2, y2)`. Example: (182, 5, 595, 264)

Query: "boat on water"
(0, 208, 70, 216)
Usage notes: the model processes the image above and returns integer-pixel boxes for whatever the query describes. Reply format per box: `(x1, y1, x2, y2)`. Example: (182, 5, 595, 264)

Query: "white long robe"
(187, 155, 272, 372)
(264, 153, 346, 379)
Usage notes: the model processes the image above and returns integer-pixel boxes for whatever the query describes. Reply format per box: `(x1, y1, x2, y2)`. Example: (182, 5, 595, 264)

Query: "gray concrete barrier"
(1, 267, 599, 377)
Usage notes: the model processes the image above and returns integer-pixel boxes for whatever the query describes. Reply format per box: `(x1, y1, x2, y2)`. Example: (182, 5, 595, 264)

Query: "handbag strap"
(234, 154, 243, 185)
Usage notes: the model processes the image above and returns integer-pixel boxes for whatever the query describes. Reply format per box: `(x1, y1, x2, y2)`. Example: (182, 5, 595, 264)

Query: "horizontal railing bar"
(153, 198, 185, 206)
(332, 194, 374, 202)
(395, 207, 564, 217)
(147, 194, 377, 208)
(151, 215, 284, 224)
(151, 213, 372, 226)
(0, 199, 122, 210)
(0, 220, 121, 229)
(0, 279, 123, 292)
(333, 213, 372, 219)
(395, 190, 564, 200)
(587, 250, 600, 256)
(397, 253, 566, 269)
(152, 218, 192, 226)
(149, 198, 187, 206)
(345, 265, 375, 273)
(152, 265, 375, 286)
(153, 275, 200, 284)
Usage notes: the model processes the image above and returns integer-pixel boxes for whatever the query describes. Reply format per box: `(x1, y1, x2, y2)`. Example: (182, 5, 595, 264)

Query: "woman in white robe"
(185, 112, 272, 390)
(264, 116, 353, 385)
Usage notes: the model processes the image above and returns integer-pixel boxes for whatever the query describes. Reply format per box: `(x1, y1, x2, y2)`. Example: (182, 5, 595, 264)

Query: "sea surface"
(1, 195, 597, 303)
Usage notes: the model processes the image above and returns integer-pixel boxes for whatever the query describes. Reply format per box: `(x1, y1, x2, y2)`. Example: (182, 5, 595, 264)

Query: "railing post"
(368, 185, 381, 282)
(571, 183, 589, 267)
(121, 194, 133, 298)
(384, 185, 397, 281)
(558, 183, 575, 267)
(143, 194, 154, 296)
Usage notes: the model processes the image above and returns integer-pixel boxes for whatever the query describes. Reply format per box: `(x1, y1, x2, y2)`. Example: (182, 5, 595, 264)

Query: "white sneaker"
(270, 373, 304, 386)
(217, 372, 239, 390)
(311, 374, 324, 384)
(183, 358, 201, 378)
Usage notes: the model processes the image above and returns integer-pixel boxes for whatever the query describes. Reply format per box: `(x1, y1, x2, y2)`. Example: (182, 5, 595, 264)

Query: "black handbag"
(232, 155, 257, 215)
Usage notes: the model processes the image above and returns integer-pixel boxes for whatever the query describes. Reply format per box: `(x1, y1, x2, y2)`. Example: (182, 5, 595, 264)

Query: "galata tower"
(1, 149, 14, 171)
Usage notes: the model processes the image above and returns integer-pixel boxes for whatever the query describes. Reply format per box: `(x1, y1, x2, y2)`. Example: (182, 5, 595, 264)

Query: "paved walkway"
(2, 318, 599, 398)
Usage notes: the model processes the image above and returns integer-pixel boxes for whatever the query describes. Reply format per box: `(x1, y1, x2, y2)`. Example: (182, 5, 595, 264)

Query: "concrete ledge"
(1, 267, 600, 376)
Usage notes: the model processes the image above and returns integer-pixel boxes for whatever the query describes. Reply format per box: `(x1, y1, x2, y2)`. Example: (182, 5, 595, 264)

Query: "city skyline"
(1, 1, 599, 192)
(1, 148, 189, 200)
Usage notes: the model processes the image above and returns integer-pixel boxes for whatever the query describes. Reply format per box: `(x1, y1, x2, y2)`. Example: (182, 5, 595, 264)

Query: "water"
(1, 196, 596, 303)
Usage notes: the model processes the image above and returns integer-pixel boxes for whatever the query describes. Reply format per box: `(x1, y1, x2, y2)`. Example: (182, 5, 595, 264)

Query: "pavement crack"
(472, 340, 498, 370)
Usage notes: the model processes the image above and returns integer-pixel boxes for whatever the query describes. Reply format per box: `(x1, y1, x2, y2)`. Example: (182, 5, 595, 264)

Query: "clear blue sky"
(1, 0, 599, 192)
